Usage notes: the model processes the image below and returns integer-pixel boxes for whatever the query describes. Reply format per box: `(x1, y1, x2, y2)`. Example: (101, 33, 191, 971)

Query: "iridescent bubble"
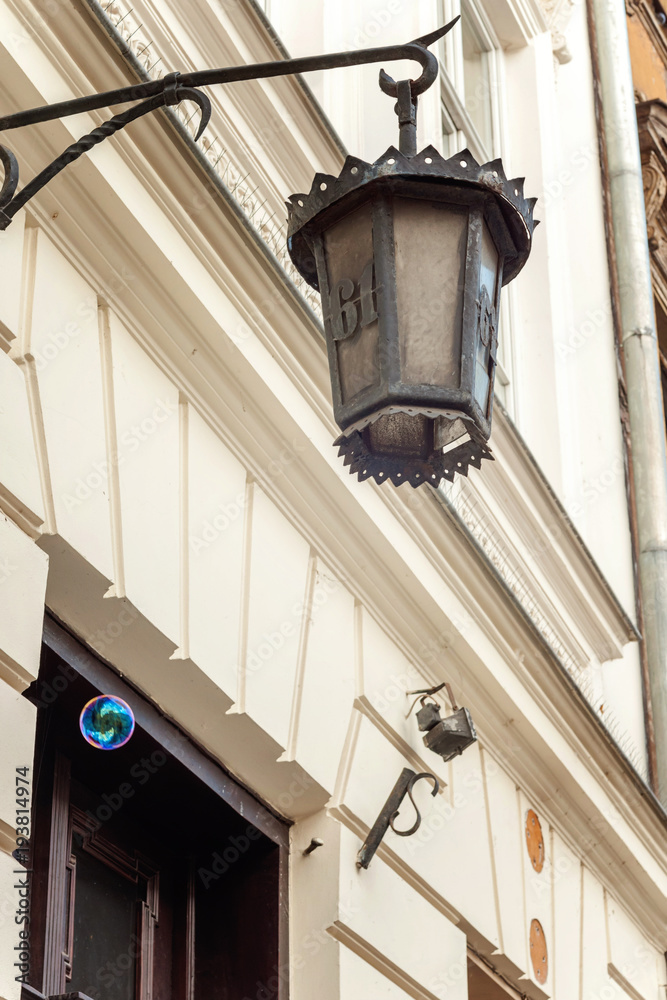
(79, 695, 135, 750)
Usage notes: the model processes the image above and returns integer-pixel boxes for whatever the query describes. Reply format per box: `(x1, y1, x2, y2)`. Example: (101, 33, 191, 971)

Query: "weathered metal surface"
(422, 708, 478, 762)
(287, 144, 537, 488)
(335, 419, 494, 488)
(0, 76, 211, 230)
(287, 145, 537, 289)
(525, 809, 545, 873)
(0, 21, 459, 229)
(405, 686, 478, 763)
(357, 767, 439, 869)
(0, 22, 459, 133)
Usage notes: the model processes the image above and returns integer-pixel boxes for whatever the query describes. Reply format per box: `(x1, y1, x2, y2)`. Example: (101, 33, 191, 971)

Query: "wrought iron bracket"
(0, 18, 459, 231)
(356, 767, 439, 869)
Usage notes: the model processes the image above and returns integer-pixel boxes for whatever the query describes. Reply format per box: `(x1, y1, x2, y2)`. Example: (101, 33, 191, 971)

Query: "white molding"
(607, 964, 649, 1000)
(536, 0, 577, 62)
(476, 0, 548, 48)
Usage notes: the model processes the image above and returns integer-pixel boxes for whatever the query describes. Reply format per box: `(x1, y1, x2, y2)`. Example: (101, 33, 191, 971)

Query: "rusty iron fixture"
(406, 682, 477, 762)
(357, 767, 439, 869)
(302, 837, 324, 856)
(287, 92, 537, 487)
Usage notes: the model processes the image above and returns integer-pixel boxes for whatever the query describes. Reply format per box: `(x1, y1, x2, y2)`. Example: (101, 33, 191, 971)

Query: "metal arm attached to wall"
(0, 20, 459, 231)
(356, 767, 440, 869)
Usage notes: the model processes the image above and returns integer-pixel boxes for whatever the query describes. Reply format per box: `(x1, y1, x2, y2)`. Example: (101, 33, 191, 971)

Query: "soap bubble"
(79, 695, 135, 750)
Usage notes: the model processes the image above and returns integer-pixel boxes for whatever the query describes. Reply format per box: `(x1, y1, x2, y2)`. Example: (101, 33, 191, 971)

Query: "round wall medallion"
(530, 918, 548, 984)
(525, 809, 545, 872)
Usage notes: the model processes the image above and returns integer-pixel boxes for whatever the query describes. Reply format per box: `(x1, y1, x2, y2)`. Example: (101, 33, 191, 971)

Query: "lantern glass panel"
(322, 203, 379, 404)
(474, 221, 500, 416)
(393, 197, 468, 388)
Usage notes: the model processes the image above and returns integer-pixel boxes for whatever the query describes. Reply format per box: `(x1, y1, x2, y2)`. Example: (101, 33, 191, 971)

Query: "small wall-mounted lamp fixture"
(407, 682, 477, 762)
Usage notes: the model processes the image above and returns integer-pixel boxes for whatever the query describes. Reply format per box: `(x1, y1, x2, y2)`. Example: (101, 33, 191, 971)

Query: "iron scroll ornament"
(0, 77, 211, 231)
(0, 20, 460, 230)
(357, 767, 440, 869)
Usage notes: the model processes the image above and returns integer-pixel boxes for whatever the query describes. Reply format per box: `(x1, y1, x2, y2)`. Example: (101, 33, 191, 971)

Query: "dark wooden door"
(28, 633, 287, 1000)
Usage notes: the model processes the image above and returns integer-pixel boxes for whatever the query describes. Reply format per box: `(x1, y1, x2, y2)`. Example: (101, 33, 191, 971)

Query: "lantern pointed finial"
(410, 17, 461, 49)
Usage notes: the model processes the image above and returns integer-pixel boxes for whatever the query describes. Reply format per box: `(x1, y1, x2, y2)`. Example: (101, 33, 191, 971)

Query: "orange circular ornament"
(530, 919, 548, 984)
(525, 809, 545, 872)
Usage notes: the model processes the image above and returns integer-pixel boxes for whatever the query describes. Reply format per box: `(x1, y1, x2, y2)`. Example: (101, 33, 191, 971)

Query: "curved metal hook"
(0, 145, 19, 208)
(0, 21, 459, 227)
(379, 17, 460, 98)
(0, 82, 212, 230)
(173, 87, 212, 142)
(162, 73, 212, 142)
(389, 771, 439, 838)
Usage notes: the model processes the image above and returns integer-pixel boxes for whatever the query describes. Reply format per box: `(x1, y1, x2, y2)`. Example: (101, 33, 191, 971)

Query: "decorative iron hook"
(389, 771, 439, 838)
(0, 77, 212, 229)
(378, 18, 459, 156)
(357, 767, 440, 869)
(378, 17, 460, 99)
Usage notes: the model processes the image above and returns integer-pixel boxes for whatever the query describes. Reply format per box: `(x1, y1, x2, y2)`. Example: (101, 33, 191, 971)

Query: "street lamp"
(0, 18, 536, 488)
(287, 79, 536, 487)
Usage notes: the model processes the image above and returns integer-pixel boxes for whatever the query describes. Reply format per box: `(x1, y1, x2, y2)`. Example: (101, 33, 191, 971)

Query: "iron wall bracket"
(0, 19, 459, 230)
(356, 767, 439, 869)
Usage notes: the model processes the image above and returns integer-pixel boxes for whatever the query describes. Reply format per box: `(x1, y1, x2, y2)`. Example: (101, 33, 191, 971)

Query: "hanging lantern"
(287, 145, 536, 487)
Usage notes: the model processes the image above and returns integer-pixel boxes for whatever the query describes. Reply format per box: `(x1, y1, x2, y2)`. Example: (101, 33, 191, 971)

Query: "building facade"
(0, 0, 665, 998)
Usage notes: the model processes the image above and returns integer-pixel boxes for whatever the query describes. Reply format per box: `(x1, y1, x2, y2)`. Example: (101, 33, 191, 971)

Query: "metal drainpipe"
(590, 0, 667, 801)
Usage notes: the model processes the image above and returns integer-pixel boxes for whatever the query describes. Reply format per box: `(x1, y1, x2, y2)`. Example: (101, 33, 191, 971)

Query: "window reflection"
(462, 8, 494, 154)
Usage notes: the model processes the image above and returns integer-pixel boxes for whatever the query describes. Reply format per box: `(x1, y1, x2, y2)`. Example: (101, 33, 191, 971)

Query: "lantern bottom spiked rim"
(334, 408, 494, 488)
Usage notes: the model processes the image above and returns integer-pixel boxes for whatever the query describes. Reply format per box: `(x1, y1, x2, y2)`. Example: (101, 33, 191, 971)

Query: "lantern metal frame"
(287, 146, 537, 486)
(288, 146, 536, 431)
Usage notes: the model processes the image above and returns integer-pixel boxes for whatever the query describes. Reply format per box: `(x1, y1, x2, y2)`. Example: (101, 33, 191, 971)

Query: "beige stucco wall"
(0, 207, 664, 999)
